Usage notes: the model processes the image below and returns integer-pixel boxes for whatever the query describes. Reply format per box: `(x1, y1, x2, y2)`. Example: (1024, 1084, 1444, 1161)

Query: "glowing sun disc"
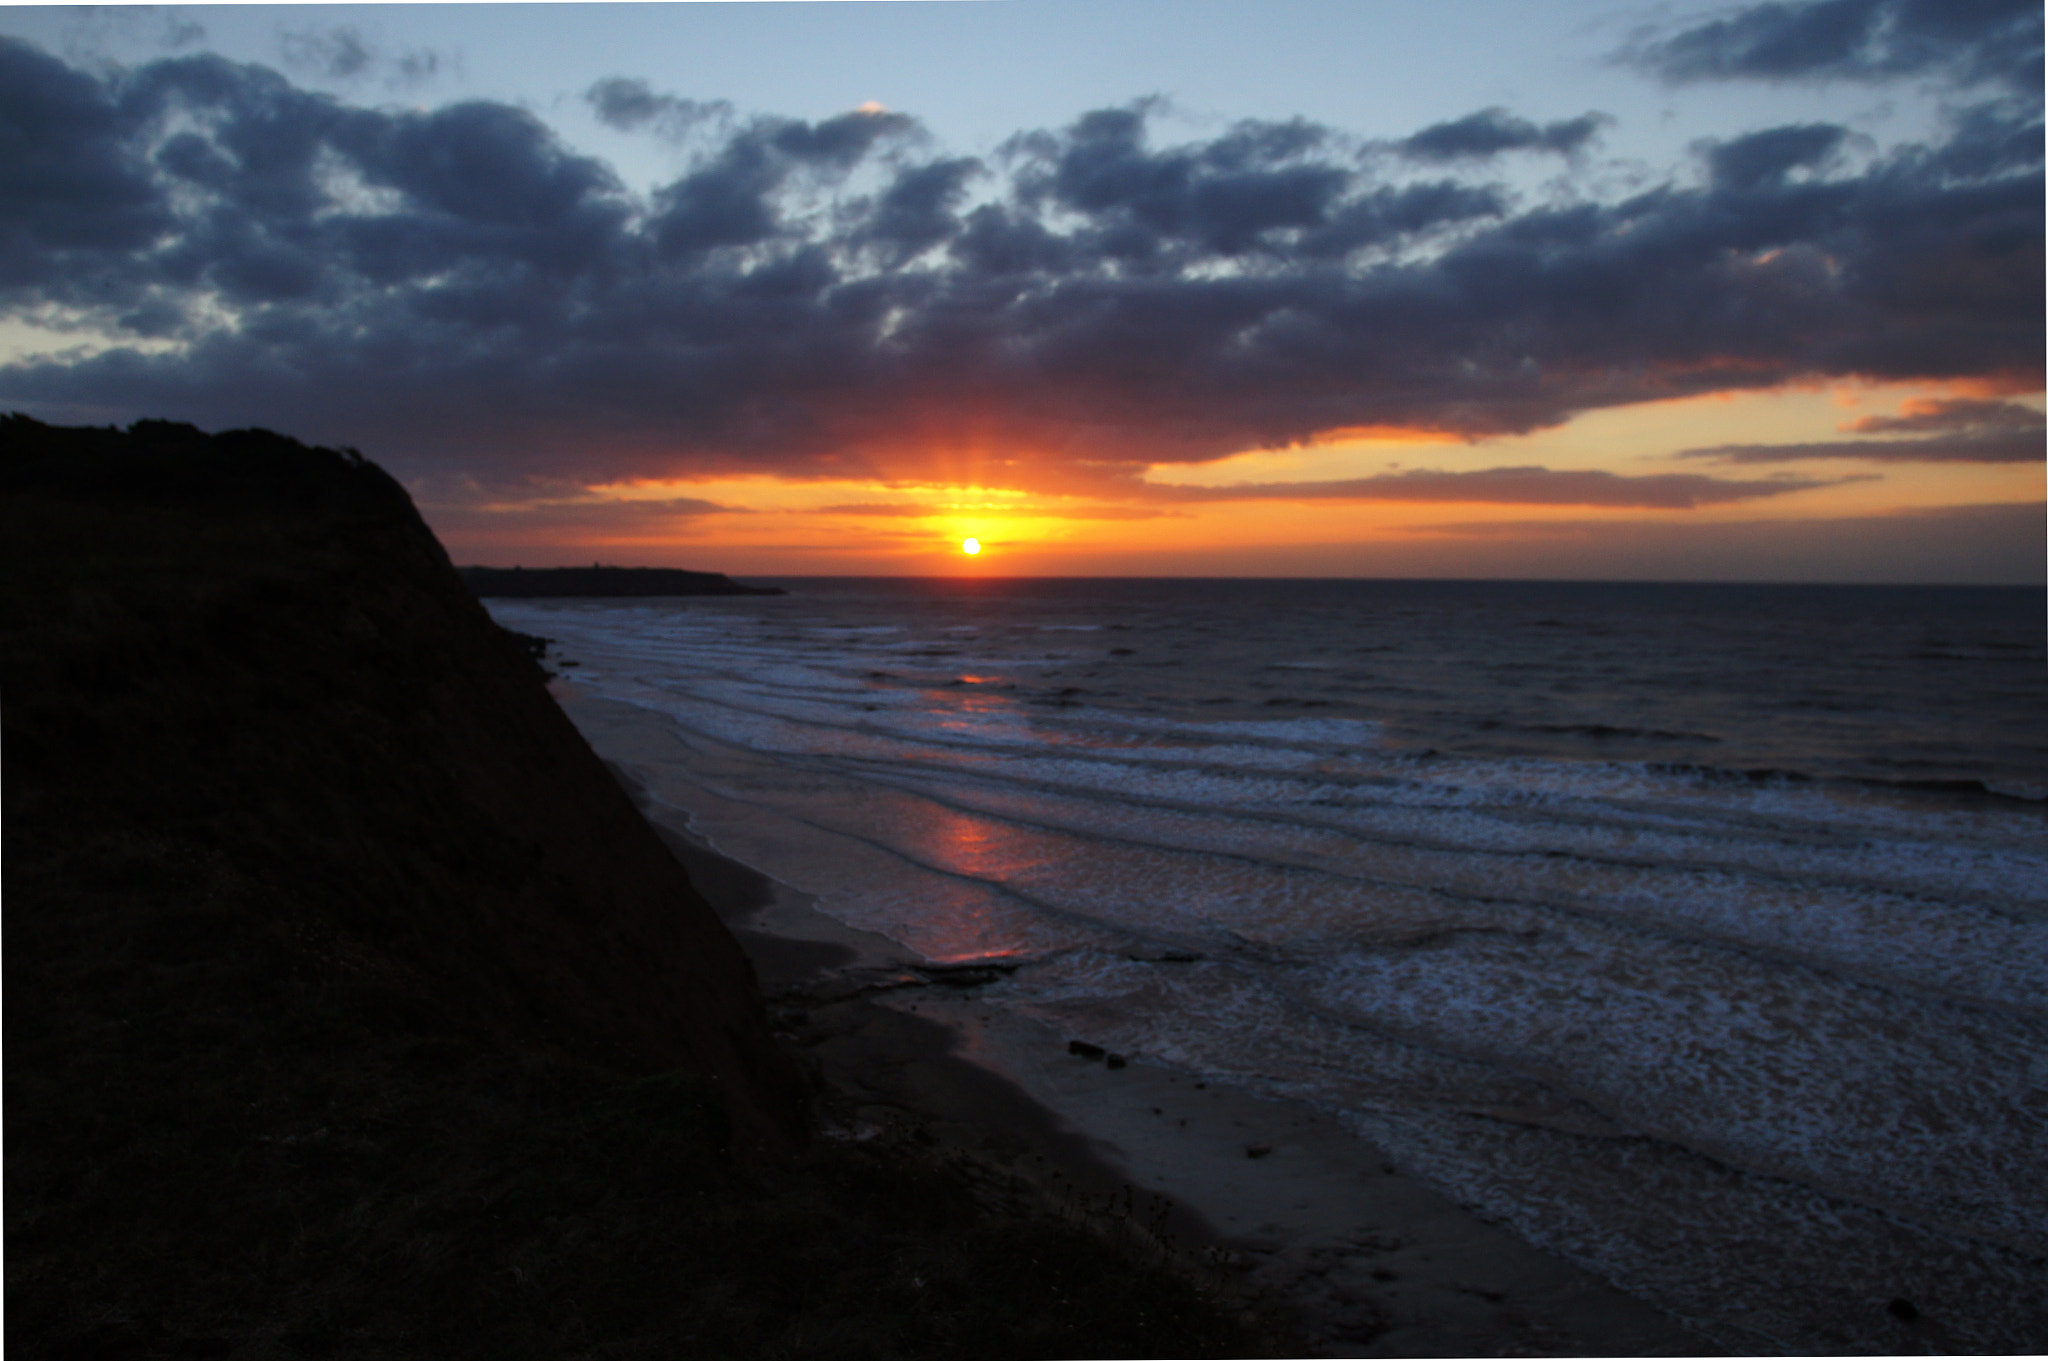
(961, 537, 982, 555)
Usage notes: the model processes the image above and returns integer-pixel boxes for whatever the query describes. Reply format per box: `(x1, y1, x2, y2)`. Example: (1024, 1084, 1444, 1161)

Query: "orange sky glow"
(422, 377, 2044, 584)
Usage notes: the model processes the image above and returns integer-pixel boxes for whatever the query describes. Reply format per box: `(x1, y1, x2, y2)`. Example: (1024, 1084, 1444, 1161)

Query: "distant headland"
(459, 565, 785, 598)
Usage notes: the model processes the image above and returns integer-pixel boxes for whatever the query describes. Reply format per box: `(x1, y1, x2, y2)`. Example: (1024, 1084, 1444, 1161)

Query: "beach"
(567, 684, 1718, 1356)
(509, 578, 2048, 1354)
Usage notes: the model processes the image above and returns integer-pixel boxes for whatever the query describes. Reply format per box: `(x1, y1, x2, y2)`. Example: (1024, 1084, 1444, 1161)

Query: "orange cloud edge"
(424, 381, 2044, 583)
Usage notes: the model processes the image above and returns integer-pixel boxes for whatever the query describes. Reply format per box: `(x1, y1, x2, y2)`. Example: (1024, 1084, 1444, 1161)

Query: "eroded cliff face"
(1, 414, 808, 1161)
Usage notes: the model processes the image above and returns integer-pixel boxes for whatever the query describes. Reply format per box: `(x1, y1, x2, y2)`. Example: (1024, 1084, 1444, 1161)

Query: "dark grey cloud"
(1675, 393, 2046, 465)
(585, 76, 730, 138)
(280, 25, 372, 80)
(1842, 396, 2043, 433)
(1677, 433, 2042, 462)
(637, 106, 921, 262)
(1680, 395, 2045, 461)
(861, 157, 983, 264)
(1009, 104, 1359, 259)
(1914, 100, 2045, 180)
(0, 38, 2038, 497)
(1151, 466, 1859, 509)
(1397, 108, 1611, 161)
(0, 37, 171, 273)
(278, 25, 448, 90)
(1704, 123, 1849, 190)
(1624, 0, 2043, 93)
(393, 50, 443, 87)
(420, 493, 740, 551)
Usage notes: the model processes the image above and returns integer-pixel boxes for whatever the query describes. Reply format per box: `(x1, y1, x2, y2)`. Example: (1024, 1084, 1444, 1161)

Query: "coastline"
(563, 683, 1716, 1357)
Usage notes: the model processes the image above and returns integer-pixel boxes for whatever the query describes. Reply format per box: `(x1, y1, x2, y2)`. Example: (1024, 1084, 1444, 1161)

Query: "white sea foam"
(494, 589, 2048, 1350)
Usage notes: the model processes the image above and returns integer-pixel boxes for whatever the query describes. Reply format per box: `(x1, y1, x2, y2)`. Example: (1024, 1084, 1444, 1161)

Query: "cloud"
(0, 39, 174, 271)
(807, 502, 947, 517)
(593, 496, 736, 518)
(1009, 104, 1361, 258)
(1150, 466, 1861, 508)
(1841, 396, 2043, 433)
(1918, 100, 2046, 179)
(279, 25, 372, 81)
(50, 8, 206, 63)
(0, 39, 2038, 502)
(858, 157, 983, 265)
(808, 500, 1174, 520)
(1622, 0, 2043, 93)
(278, 25, 450, 90)
(1676, 395, 2046, 461)
(1703, 123, 1849, 190)
(585, 77, 732, 139)
(1397, 108, 1611, 161)
(1676, 434, 2042, 462)
(421, 492, 739, 554)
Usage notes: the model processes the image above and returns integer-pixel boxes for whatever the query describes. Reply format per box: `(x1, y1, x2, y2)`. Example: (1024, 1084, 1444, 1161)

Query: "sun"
(961, 537, 982, 555)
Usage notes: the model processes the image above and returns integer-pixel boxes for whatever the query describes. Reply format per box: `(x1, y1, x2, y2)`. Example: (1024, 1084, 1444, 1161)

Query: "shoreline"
(570, 685, 1715, 1357)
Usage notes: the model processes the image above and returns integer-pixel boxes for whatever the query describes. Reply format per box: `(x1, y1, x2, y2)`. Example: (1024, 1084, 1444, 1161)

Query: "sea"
(486, 578, 2048, 1352)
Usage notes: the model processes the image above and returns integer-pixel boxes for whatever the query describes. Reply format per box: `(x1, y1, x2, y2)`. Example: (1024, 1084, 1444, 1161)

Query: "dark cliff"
(2, 415, 1269, 1359)
(0, 414, 808, 1160)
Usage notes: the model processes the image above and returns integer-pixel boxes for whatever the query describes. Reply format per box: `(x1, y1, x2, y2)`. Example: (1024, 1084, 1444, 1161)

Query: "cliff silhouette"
(1, 414, 1267, 1359)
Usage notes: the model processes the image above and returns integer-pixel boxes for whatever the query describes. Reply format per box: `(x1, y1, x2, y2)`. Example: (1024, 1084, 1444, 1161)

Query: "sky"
(0, 0, 2040, 581)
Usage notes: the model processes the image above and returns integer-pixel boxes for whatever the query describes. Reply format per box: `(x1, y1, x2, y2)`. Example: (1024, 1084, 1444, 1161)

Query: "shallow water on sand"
(492, 578, 2048, 1351)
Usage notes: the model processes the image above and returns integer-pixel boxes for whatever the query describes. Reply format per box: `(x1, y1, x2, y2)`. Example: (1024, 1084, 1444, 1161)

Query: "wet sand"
(564, 685, 1716, 1357)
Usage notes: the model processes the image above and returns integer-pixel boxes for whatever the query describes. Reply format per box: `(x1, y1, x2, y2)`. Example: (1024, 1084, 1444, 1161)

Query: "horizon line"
(461, 567, 2046, 590)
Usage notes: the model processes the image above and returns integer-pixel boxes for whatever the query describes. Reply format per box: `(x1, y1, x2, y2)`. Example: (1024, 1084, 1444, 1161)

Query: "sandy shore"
(560, 686, 1716, 1357)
